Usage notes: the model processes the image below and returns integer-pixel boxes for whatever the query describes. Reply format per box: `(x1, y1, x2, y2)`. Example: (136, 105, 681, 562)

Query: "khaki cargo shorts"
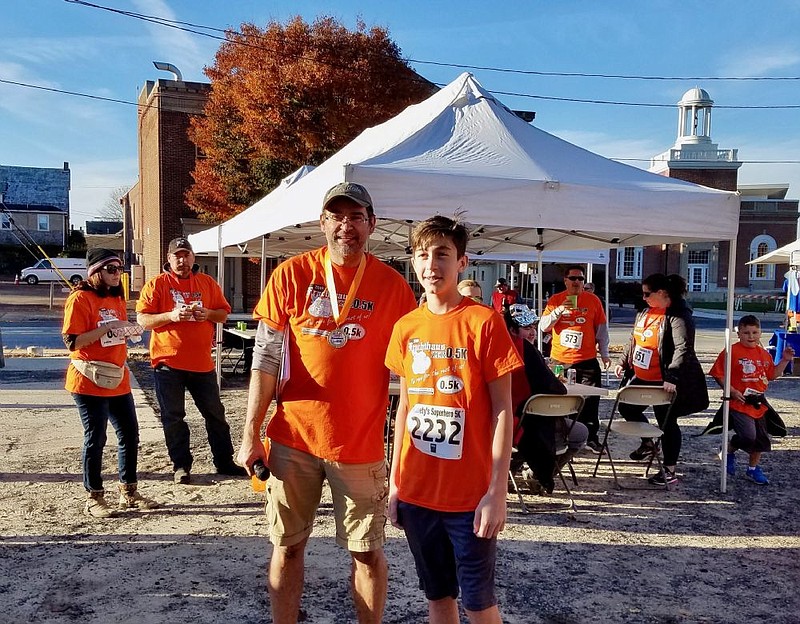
(265, 441, 388, 552)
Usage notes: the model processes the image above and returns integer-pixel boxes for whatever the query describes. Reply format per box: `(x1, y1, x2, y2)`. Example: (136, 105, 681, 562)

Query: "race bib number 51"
(407, 404, 465, 460)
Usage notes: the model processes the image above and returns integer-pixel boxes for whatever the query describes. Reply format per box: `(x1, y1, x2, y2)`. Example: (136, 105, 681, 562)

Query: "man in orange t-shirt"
(136, 237, 241, 485)
(236, 183, 416, 624)
(540, 265, 610, 451)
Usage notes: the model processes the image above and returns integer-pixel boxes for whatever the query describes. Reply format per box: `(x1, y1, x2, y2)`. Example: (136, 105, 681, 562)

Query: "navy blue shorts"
(397, 501, 497, 612)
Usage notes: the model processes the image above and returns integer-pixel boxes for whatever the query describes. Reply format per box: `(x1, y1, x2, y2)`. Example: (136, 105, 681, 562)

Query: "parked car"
(19, 258, 87, 285)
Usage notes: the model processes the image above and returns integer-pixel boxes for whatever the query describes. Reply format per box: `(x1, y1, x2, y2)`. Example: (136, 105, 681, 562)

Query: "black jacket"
(515, 340, 567, 493)
(618, 299, 709, 417)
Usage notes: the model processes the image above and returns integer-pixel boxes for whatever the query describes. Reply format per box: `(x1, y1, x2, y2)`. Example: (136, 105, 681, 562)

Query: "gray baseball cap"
(323, 182, 373, 212)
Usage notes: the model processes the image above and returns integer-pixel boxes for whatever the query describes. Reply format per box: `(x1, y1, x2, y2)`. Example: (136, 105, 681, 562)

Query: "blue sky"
(2, 0, 799, 229)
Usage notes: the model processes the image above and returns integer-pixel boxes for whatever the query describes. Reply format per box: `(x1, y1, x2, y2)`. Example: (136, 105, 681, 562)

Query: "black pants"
(552, 357, 602, 443)
(618, 378, 681, 466)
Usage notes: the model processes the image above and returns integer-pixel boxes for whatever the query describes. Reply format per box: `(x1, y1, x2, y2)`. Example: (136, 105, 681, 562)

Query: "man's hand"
(663, 381, 677, 394)
(473, 490, 507, 539)
(191, 304, 209, 322)
(169, 306, 192, 323)
(614, 364, 625, 378)
(236, 436, 266, 477)
(601, 356, 611, 370)
(730, 388, 746, 403)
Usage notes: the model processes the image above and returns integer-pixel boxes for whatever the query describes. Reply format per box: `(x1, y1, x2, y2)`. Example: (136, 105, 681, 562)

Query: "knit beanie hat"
(86, 248, 122, 276)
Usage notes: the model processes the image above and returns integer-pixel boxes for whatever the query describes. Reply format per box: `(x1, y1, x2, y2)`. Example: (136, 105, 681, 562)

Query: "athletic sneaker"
(174, 467, 191, 485)
(726, 452, 736, 476)
(630, 440, 656, 461)
(647, 468, 678, 486)
(746, 465, 770, 485)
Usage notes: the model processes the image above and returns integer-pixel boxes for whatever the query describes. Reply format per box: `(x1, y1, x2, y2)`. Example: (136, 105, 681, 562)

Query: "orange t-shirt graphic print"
(385, 299, 522, 512)
(253, 248, 416, 463)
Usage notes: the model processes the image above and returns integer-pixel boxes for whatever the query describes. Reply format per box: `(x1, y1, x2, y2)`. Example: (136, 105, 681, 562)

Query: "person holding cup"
(540, 265, 610, 453)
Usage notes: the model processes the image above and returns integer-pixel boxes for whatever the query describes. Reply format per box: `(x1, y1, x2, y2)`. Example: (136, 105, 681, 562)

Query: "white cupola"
(676, 87, 713, 145)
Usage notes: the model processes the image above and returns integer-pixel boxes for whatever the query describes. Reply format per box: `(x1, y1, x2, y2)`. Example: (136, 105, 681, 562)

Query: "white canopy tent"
(189, 72, 741, 491)
(190, 73, 738, 257)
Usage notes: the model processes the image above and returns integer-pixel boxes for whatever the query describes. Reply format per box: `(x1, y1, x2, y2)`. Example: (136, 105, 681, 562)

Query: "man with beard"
(136, 237, 244, 484)
(237, 183, 416, 624)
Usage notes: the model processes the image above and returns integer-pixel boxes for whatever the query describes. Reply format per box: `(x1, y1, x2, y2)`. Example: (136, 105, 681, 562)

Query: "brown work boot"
(84, 491, 119, 519)
(118, 483, 160, 511)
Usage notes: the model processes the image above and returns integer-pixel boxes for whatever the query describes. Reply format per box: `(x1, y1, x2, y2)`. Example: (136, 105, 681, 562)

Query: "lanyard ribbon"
(324, 251, 367, 327)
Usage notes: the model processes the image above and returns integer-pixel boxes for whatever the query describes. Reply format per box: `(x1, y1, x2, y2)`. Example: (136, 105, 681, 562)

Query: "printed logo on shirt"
(306, 284, 375, 319)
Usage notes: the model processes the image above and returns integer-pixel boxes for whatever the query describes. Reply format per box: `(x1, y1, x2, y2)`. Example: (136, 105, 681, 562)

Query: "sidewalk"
(0, 355, 162, 446)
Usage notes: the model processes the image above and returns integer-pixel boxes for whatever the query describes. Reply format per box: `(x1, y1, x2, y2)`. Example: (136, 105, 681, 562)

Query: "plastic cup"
(567, 295, 578, 307)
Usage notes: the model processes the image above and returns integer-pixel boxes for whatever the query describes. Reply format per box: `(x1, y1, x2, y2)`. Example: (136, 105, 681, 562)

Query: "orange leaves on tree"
(187, 16, 435, 223)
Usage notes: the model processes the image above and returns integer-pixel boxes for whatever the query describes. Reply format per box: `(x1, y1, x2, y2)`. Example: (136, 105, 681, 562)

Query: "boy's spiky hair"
(410, 214, 469, 257)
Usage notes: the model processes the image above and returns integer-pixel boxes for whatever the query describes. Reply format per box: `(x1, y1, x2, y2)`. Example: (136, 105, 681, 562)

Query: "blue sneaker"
(746, 465, 770, 485)
(726, 453, 736, 476)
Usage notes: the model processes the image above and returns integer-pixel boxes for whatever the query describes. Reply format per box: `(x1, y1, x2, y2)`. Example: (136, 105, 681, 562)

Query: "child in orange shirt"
(709, 315, 794, 485)
(385, 216, 522, 623)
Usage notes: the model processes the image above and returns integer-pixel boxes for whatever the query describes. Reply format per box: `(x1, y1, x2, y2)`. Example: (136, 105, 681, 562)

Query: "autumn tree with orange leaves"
(187, 16, 435, 222)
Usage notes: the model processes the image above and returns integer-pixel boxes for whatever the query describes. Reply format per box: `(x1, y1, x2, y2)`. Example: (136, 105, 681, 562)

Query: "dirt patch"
(1, 350, 799, 623)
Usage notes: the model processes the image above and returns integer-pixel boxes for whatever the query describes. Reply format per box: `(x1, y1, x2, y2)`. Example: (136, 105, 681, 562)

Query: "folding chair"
(592, 385, 675, 490)
(509, 393, 585, 513)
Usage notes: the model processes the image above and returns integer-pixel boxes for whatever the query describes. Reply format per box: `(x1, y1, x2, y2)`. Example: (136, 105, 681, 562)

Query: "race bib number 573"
(560, 329, 583, 350)
(407, 404, 465, 460)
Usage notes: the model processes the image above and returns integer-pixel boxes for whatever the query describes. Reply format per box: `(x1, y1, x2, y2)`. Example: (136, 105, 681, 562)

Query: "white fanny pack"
(72, 360, 126, 390)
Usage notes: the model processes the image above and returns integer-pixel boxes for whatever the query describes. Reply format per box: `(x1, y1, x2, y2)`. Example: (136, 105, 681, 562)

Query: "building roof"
(738, 184, 790, 199)
(0, 164, 70, 213)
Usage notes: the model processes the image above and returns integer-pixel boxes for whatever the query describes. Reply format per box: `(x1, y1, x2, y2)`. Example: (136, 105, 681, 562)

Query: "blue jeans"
(153, 364, 235, 471)
(72, 392, 139, 492)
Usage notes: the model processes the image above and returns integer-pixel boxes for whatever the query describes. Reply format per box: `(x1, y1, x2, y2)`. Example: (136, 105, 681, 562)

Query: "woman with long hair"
(614, 273, 709, 485)
(63, 248, 158, 518)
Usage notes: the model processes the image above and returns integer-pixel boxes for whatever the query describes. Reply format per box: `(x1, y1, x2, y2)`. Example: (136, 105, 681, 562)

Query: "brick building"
(124, 76, 210, 290)
(123, 73, 268, 311)
(612, 87, 799, 299)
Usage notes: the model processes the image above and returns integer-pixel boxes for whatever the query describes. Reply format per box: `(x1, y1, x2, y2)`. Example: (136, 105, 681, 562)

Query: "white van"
(20, 258, 87, 285)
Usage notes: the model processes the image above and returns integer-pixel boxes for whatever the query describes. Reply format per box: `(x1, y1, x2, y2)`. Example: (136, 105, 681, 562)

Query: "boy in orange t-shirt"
(385, 216, 522, 623)
(710, 315, 794, 485)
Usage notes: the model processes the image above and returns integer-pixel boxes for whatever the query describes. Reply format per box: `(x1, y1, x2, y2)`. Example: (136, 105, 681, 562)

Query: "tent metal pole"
(260, 235, 268, 293)
(720, 237, 738, 493)
(215, 228, 225, 388)
(605, 262, 610, 325)
(536, 250, 544, 351)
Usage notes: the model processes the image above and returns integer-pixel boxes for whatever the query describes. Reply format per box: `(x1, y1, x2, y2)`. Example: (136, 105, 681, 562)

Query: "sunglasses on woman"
(102, 264, 124, 274)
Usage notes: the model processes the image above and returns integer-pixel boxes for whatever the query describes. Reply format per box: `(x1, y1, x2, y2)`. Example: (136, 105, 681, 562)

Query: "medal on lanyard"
(324, 251, 366, 348)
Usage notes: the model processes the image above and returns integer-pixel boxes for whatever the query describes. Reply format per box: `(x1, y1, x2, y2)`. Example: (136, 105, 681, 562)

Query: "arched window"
(749, 235, 777, 281)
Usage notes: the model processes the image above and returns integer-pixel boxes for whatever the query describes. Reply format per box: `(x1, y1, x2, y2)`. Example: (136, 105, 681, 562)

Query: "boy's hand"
(388, 489, 402, 529)
(780, 345, 795, 362)
(730, 388, 745, 403)
(473, 490, 506, 539)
